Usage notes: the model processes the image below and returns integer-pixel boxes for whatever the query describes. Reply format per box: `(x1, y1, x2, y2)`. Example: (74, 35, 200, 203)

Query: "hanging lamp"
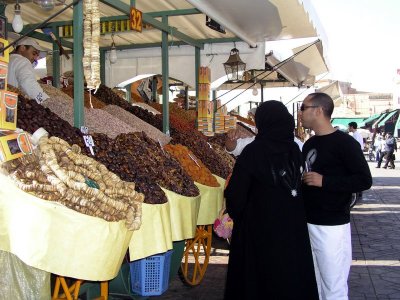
(223, 47, 246, 82)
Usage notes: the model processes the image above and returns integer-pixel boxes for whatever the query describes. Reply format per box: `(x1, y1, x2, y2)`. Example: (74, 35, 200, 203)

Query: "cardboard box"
(1, 91, 18, 130)
(0, 62, 7, 90)
(198, 84, 210, 101)
(0, 38, 9, 63)
(0, 131, 33, 162)
(199, 66, 211, 84)
(201, 131, 214, 137)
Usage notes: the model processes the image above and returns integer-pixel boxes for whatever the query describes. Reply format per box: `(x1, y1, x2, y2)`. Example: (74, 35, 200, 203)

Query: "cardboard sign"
(0, 91, 18, 131)
(0, 38, 9, 63)
(0, 131, 33, 162)
(0, 61, 7, 90)
(1, 91, 18, 130)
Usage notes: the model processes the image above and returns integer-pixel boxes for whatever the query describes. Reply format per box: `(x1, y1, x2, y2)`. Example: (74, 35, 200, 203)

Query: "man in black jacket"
(300, 92, 372, 300)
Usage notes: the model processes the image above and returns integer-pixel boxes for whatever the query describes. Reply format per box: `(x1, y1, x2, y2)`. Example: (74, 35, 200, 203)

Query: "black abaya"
(224, 101, 318, 300)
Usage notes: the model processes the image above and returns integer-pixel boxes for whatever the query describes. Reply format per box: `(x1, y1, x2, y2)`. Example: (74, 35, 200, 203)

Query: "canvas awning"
(265, 40, 328, 87)
(395, 114, 400, 138)
(377, 110, 398, 127)
(187, 0, 318, 47)
(316, 81, 341, 101)
(5, 0, 320, 49)
(358, 113, 382, 127)
(331, 118, 365, 128)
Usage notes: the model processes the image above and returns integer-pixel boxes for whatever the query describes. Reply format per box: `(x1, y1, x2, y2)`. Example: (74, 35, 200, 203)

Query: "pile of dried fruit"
(150, 102, 196, 129)
(93, 84, 231, 178)
(208, 143, 235, 171)
(90, 132, 199, 203)
(17, 94, 84, 147)
(207, 133, 227, 148)
(164, 144, 220, 187)
(15, 94, 170, 204)
(2, 136, 144, 230)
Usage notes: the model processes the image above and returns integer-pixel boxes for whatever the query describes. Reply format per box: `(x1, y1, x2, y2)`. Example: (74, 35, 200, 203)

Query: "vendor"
(8, 37, 49, 104)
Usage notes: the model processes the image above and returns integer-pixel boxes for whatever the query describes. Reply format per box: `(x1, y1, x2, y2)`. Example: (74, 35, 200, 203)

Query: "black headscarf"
(237, 101, 301, 190)
(254, 100, 295, 152)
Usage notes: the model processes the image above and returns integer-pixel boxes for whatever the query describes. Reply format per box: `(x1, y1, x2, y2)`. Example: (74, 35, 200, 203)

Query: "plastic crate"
(129, 250, 173, 296)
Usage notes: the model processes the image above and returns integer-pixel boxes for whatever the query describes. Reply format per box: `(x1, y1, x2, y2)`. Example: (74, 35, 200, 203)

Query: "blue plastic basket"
(129, 250, 173, 296)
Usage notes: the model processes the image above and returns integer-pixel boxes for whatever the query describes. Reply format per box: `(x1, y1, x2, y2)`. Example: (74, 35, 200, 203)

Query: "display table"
(195, 175, 226, 225)
(0, 172, 133, 281)
(162, 187, 201, 241)
(180, 175, 226, 286)
(128, 202, 172, 261)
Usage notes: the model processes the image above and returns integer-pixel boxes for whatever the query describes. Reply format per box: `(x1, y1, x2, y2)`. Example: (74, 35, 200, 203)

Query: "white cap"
(15, 37, 47, 58)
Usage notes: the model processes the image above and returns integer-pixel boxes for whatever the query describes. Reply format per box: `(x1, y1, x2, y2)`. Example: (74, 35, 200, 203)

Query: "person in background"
(247, 107, 257, 122)
(348, 122, 364, 150)
(374, 134, 383, 162)
(224, 100, 318, 300)
(300, 92, 372, 300)
(8, 37, 49, 104)
(377, 132, 397, 169)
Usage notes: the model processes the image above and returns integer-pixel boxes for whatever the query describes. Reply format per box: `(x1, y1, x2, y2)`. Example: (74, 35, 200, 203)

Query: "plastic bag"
(0, 250, 50, 300)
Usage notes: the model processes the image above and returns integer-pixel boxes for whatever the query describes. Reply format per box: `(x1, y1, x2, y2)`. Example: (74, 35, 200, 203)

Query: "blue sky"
(310, 0, 400, 92)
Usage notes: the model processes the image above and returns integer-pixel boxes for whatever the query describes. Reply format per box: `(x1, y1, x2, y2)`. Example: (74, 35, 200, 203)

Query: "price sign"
(83, 135, 95, 147)
(130, 7, 143, 32)
(80, 126, 89, 135)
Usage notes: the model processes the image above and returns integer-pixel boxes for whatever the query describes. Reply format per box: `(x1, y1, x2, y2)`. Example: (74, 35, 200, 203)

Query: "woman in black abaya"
(224, 101, 318, 300)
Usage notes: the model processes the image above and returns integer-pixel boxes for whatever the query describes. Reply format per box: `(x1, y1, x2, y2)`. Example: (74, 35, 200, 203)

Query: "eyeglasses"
(300, 104, 319, 111)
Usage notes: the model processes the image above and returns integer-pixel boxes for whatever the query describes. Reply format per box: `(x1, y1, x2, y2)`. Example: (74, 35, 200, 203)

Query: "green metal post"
(100, 49, 105, 84)
(73, 0, 84, 128)
(152, 76, 158, 102)
(185, 85, 189, 110)
(162, 16, 169, 135)
(52, 26, 61, 88)
(0, 4, 6, 16)
(130, 0, 135, 6)
(125, 84, 132, 103)
(212, 90, 217, 132)
(195, 46, 200, 129)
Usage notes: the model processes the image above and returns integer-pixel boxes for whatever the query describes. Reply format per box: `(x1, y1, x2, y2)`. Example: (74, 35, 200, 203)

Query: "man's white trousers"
(307, 223, 352, 300)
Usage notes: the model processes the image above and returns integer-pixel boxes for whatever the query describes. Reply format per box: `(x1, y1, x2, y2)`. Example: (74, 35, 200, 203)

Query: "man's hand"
(303, 172, 323, 187)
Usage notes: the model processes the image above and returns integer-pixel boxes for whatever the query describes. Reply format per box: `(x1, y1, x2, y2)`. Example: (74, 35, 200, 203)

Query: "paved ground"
(151, 161, 400, 300)
(349, 162, 400, 299)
